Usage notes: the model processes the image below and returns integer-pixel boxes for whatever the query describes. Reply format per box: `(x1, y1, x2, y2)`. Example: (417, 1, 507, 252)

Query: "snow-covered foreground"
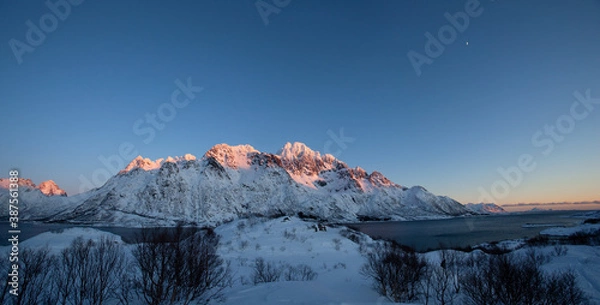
(216, 217, 600, 305)
(2, 217, 600, 304)
(214, 217, 387, 304)
(540, 223, 600, 236)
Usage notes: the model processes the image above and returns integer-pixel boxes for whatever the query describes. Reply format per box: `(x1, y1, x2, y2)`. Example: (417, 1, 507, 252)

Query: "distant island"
(501, 201, 600, 212)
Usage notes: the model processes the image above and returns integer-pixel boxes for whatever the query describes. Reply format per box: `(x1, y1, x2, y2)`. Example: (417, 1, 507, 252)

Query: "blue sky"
(1, 0, 599, 204)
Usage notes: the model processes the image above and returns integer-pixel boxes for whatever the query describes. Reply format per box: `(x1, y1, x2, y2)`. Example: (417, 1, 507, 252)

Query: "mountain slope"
(464, 203, 507, 214)
(2, 142, 472, 225)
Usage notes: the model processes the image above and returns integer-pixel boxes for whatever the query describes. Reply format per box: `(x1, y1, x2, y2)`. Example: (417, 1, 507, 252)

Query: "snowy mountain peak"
(183, 153, 196, 161)
(278, 142, 338, 162)
(275, 142, 342, 186)
(0, 177, 37, 189)
(278, 142, 317, 159)
(38, 180, 67, 196)
(120, 154, 198, 174)
(204, 144, 259, 169)
(0, 178, 67, 197)
(120, 155, 162, 173)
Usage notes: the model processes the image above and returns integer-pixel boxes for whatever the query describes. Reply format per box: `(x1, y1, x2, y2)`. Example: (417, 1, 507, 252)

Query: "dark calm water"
(0, 210, 589, 249)
(0, 223, 203, 246)
(346, 210, 586, 251)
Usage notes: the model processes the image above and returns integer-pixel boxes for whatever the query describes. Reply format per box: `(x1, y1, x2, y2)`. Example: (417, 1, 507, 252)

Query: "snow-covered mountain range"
(0, 178, 67, 197)
(0, 142, 472, 226)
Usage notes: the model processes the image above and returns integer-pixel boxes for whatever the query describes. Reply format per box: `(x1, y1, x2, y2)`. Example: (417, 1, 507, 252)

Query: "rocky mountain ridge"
(0, 142, 472, 226)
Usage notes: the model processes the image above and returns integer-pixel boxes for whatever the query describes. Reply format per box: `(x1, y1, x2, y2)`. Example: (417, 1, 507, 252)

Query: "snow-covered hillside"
(464, 202, 507, 214)
(1, 142, 471, 225)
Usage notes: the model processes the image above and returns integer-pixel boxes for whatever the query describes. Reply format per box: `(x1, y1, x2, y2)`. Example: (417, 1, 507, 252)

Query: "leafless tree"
(493, 251, 545, 305)
(461, 253, 497, 305)
(54, 236, 129, 305)
(89, 236, 129, 305)
(461, 249, 588, 305)
(132, 226, 232, 305)
(14, 247, 57, 305)
(361, 243, 427, 303)
(55, 237, 94, 305)
(115, 263, 137, 305)
(544, 270, 589, 305)
(431, 250, 462, 305)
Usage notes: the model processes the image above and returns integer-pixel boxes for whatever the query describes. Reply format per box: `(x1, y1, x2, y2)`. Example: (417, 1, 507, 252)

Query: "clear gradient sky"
(1, 0, 599, 205)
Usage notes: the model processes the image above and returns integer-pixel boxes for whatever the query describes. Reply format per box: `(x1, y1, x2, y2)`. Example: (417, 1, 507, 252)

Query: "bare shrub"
(252, 258, 316, 284)
(544, 270, 588, 305)
(115, 263, 137, 305)
(461, 249, 589, 305)
(251, 257, 282, 284)
(55, 237, 93, 305)
(132, 226, 232, 305)
(461, 253, 497, 305)
(361, 243, 427, 303)
(15, 247, 57, 305)
(296, 264, 318, 281)
(525, 247, 550, 266)
(568, 229, 600, 245)
(553, 244, 569, 257)
(53, 236, 130, 305)
(340, 228, 362, 244)
(284, 264, 318, 281)
(431, 250, 462, 305)
(526, 234, 551, 247)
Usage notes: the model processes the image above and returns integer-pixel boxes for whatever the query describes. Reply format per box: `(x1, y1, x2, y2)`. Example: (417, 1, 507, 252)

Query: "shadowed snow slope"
(1, 142, 471, 226)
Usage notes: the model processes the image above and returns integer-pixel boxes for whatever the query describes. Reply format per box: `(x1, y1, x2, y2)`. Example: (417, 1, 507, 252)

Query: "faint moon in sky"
(466, 41, 469, 46)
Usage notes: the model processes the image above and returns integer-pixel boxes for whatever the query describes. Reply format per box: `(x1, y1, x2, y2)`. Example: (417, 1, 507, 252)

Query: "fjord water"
(346, 210, 583, 251)
(0, 210, 584, 249)
(0, 223, 202, 246)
